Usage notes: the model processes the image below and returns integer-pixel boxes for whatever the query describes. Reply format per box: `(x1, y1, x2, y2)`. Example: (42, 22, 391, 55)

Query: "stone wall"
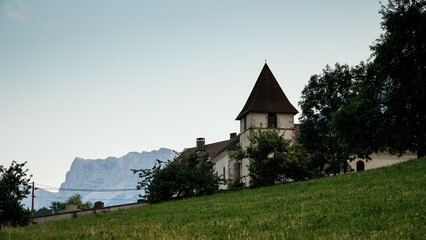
(33, 202, 147, 224)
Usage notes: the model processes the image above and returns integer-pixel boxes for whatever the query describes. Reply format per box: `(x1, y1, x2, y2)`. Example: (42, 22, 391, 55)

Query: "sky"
(1, 0, 384, 188)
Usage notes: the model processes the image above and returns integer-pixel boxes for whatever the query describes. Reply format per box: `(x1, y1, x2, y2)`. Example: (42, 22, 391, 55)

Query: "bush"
(50, 194, 93, 214)
(133, 152, 221, 203)
(233, 128, 310, 187)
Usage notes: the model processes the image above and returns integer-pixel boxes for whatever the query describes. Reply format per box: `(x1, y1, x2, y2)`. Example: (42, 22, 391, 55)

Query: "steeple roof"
(235, 63, 298, 120)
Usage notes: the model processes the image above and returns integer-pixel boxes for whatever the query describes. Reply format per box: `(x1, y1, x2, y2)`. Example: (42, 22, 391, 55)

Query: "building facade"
(185, 63, 298, 189)
(183, 63, 415, 190)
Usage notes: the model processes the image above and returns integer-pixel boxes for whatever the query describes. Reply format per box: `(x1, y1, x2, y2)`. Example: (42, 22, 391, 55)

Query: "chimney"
(94, 201, 104, 209)
(196, 137, 205, 149)
(230, 132, 237, 139)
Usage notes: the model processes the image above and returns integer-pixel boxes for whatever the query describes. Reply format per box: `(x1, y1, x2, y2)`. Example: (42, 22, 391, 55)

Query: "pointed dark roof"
(236, 63, 298, 120)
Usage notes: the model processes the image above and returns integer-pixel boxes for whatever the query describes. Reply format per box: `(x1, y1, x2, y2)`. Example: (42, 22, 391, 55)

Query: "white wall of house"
(349, 152, 417, 172)
(240, 158, 250, 187)
(240, 130, 251, 150)
(211, 150, 239, 190)
(211, 151, 228, 189)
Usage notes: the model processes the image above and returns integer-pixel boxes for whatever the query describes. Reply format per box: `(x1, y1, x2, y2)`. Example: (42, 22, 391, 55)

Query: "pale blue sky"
(1, 0, 384, 187)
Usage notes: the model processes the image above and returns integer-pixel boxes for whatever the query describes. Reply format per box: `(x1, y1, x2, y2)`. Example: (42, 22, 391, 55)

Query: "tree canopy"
(233, 128, 309, 187)
(298, 63, 357, 174)
(334, 0, 426, 159)
(132, 151, 220, 203)
(369, 0, 425, 157)
(0, 161, 32, 227)
(300, 0, 425, 172)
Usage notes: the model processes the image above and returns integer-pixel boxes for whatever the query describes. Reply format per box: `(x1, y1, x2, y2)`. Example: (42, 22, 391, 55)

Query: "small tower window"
(243, 117, 247, 131)
(268, 113, 277, 128)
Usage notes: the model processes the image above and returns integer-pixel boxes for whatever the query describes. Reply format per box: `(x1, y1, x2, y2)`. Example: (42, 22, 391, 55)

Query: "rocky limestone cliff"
(24, 148, 177, 210)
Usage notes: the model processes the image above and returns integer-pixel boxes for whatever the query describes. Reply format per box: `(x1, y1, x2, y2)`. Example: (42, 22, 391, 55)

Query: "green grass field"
(2, 158, 425, 239)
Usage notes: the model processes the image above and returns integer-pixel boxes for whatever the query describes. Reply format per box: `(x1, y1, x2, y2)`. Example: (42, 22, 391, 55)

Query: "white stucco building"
(182, 63, 415, 190)
(182, 63, 298, 189)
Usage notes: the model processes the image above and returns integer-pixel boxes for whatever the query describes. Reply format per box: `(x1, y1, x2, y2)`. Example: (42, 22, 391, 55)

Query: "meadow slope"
(2, 158, 425, 239)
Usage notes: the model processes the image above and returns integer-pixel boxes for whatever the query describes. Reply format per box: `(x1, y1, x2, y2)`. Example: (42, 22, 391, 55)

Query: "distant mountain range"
(23, 148, 177, 210)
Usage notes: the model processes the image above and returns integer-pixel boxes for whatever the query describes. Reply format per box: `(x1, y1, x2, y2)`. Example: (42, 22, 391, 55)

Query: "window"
(223, 167, 226, 180)
(243, 117, 247, 131)
(268, 113, 277, 128)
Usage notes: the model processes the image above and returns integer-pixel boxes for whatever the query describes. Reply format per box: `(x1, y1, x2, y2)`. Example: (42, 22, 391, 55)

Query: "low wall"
(33, 202, 147, 224)
(349, 152, 416, 172)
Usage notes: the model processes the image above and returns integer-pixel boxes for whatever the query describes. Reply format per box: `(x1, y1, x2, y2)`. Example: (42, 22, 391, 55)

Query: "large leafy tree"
(298, 63, 357, 174)
(332, 62, 386, 159)
(0, 161, 32, 227)
(334, 0, 426, 159)
(370, 0, 426, 158)
(232, 128, 309, 187)
(132, 152, 220, 203)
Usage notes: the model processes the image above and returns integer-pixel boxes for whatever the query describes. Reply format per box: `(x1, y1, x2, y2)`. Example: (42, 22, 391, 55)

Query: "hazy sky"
(1, 0, 384, 188)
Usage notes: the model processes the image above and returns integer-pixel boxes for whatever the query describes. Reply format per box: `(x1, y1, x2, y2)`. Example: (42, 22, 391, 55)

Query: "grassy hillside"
(2, 158, 425, 239)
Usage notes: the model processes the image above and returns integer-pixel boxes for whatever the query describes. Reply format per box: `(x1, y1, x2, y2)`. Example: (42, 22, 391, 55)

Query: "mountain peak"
(25, 148, 177, 210)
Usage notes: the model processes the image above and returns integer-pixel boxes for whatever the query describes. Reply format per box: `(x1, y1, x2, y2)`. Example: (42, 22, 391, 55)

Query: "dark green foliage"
(132, 152, 220, 203)
(332, 62, 387, 159)
(298, 63, 356, 175)
(50, 194, 93, 214)
(49, 201, 66, 214)
(370, 0, 426, 158)
(301, 1, 425, 170)
(0, 161, 32, 227)
(333, 0, 426, 159)
(233, 128, 309, 187)
(65, 194, 93, 210)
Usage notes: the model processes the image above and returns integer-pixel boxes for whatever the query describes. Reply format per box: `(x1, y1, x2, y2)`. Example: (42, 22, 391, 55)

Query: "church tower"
(236, 63, 298, 147)
(236, 63, 298, 184)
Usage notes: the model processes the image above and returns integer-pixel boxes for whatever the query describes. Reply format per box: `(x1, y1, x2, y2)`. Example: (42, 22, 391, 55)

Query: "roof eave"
(236, 109, 298, 120)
